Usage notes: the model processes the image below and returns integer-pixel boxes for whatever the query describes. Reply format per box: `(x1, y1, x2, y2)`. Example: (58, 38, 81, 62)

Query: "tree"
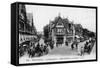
(82, 28, 95, 39)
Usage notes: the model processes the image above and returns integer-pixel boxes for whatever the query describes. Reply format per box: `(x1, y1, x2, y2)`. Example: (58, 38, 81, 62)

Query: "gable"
(56, 18, 64, 28)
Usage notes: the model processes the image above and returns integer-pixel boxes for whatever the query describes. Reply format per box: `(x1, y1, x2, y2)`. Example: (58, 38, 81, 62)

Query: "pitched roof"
(50, 16, 70, 29)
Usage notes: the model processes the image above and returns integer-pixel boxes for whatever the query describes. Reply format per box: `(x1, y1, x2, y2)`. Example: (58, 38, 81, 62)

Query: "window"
(57, 28, 64, 33)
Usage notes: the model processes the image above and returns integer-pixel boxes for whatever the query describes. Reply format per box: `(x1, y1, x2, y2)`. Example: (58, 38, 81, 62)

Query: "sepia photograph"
(18, 3, 97, 64)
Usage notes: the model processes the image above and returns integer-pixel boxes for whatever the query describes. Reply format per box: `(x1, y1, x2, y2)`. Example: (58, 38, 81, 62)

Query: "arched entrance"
(56, 35, 64, 47)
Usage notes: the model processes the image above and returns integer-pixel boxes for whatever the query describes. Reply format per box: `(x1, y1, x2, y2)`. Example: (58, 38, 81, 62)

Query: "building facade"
(19, 4, 27, 32)
(19, 4, 37, 44)
(26, 13, 37, 34)
(44, 15, 76, 47)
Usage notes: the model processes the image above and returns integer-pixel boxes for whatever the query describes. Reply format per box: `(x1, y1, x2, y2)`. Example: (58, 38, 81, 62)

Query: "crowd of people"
(19, 37, 53, 58)
(19, 36, 96, 58)
(70, 37, 96, 56)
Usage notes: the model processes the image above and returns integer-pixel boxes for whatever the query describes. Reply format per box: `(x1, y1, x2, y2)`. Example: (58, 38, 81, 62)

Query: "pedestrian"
(35, 42, 43, 57)
(77, 41, 85, 56)
(65, 41, 68, 46)
(80, 47, 84, 56)
(71, 42, 74, 50)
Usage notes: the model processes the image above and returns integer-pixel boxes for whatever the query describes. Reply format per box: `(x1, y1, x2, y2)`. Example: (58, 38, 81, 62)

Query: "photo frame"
(11, 2, 98, 66)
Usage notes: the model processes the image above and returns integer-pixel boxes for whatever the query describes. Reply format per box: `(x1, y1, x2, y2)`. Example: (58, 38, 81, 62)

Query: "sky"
(25, 5, 96, 32)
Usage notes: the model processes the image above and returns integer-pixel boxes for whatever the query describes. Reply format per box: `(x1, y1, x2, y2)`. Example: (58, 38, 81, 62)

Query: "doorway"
(56, 35, 64, 46)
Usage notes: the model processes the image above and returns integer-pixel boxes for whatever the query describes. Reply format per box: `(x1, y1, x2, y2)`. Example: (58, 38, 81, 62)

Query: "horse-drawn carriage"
(78, 38, 95, 56)
(19, 41, 30, 57)
(84, 39, 95, 54)
(19, 40, 49, 58)
(70, 36, 95, 56)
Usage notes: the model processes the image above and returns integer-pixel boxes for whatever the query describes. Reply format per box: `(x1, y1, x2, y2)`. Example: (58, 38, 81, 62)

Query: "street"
(19, 42, 96, 64)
